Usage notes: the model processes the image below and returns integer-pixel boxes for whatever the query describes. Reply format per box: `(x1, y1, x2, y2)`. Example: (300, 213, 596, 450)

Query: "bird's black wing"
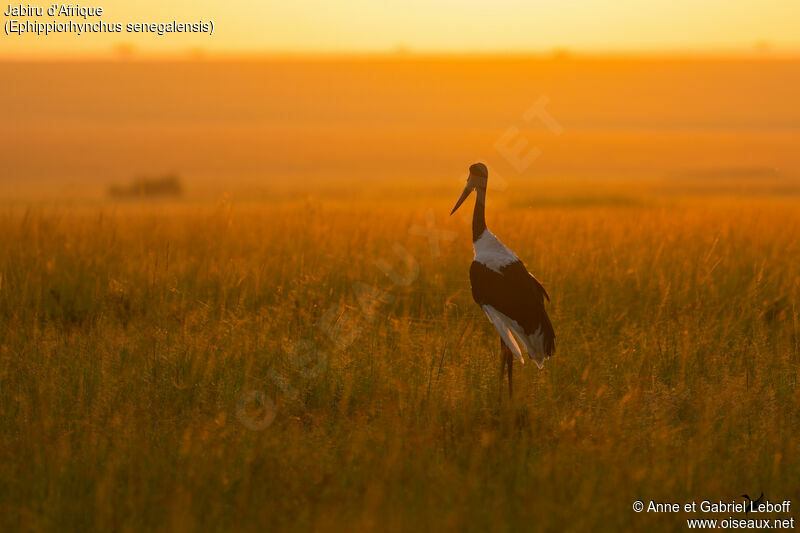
(470, 259, 555, 357)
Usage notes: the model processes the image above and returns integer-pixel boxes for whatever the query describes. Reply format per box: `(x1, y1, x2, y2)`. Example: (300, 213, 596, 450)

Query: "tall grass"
(1, 185, 798, 531)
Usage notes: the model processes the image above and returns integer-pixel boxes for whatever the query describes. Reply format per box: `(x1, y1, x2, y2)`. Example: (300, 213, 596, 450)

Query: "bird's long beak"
(450, 183, 473, 215)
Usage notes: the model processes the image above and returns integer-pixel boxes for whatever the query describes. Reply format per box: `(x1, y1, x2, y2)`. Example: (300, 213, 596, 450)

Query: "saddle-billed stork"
(450, 163, 555, 397)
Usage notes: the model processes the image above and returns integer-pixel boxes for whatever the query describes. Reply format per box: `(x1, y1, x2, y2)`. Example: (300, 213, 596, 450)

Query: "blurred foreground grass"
(0, 181, 799, 531)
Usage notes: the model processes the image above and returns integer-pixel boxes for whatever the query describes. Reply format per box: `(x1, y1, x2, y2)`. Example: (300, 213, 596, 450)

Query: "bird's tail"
(525, 324, 555, 369)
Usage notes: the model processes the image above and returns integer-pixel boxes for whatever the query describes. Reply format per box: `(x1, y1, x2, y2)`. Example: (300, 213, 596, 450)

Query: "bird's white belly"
(473, 230, 517, 273)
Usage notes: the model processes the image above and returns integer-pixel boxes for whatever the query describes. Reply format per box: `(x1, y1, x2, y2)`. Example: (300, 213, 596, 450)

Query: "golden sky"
(2, 0, 799, 57)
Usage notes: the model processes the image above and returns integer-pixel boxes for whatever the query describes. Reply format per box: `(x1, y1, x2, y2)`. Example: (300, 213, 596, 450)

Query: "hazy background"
(2, 57, 799, 202)
(2, 0, 799, 202)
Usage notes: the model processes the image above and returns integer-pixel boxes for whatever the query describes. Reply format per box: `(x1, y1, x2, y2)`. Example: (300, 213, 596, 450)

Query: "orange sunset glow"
(1, 0, 799, 57)
(2, 2, 800, 532)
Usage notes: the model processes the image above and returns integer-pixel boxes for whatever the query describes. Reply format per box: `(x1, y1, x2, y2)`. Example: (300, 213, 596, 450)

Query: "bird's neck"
(472, 187, 487, 242)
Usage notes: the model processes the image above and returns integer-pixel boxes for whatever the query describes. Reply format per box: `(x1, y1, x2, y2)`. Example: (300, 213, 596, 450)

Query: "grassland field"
(1, 57, 799, 531)
(1, 177, 799, 532)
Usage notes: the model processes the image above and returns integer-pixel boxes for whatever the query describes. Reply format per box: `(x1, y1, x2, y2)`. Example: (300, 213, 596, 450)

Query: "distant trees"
(109, 174, 183, 199)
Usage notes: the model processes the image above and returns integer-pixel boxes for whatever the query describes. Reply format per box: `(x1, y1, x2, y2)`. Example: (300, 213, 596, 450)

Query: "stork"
(450, 163, 555, 397)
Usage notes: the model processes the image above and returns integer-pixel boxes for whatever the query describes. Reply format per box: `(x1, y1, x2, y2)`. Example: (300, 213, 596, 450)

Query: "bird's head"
(450, 162, 488, 215)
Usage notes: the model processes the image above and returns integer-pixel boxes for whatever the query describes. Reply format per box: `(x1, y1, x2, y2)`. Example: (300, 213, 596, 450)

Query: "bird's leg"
(506, 347, 513, 398)
(499, 338, 507, 398)
(499, 339, 513, 398)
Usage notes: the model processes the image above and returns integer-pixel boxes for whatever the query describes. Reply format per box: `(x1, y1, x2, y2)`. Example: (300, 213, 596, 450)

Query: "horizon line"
(2, 47, 800, 62)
